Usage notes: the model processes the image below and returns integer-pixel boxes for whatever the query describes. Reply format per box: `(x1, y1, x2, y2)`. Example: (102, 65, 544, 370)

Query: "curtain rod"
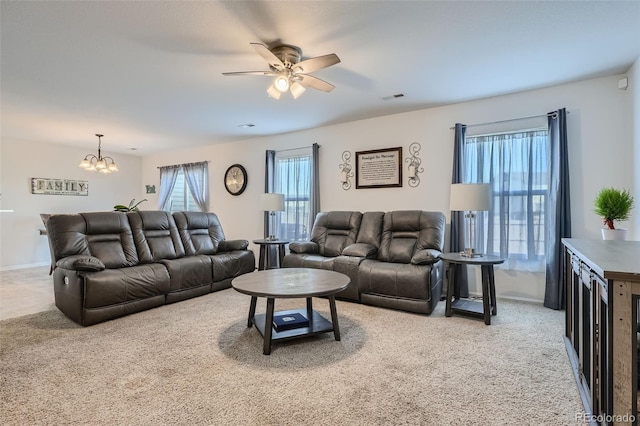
(449, 111, 569, 130)
(274, 144, 320, 153)
(156, 160, 209, 169)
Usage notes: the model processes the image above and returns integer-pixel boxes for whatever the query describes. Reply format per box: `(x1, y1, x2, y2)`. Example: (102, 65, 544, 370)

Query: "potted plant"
(113, 198, 147, 212)
(593, 187, 634, 240)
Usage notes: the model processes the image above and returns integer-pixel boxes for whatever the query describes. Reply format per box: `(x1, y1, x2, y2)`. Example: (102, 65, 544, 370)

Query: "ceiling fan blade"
(222, 71, 276, 77)
(250, 42, 285, 71)
(297, 74, 335, 92)
(293, 53, 341, 74)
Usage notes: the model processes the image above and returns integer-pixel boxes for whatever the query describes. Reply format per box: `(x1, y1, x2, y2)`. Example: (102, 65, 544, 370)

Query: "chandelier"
(78, 134, 119, 173)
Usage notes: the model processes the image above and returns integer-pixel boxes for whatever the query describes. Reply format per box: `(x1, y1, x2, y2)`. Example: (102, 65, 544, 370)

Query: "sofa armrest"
(289, 241, 319, 254)
(411, 249, 442, 265)
(56, 255, 106, 272)
(218, 239, 249, 252)
(342, 243, 378, 259)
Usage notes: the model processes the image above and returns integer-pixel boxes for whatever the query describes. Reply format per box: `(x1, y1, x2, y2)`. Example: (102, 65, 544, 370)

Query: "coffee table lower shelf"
(252, 308, 334, 342)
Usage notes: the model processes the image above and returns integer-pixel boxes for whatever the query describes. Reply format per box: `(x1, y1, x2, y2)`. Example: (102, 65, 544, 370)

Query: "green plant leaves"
(594, 187, 634, 228)
(113, 198, 148, 212)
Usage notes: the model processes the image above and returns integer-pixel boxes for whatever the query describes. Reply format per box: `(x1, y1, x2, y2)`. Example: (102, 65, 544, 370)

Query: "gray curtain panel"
(183, 161, 209, 212)
(264, 150, 278, 268)
(158, 164, 181, 210)
(310, 143, 321, 232)
(544, 108, 571, 310)
(450, 123, 469, 297)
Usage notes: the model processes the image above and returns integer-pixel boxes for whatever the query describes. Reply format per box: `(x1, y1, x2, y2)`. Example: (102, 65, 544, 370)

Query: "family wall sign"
(31, 178, 88, 196)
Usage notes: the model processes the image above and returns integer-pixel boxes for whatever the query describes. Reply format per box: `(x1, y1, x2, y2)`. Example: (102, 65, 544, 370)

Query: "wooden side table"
(441, 252, 505, 325)
(253, 239, 290, 270)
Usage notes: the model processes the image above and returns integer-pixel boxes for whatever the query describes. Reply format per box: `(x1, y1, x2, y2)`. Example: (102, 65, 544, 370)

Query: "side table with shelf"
(441, 252, 505, 325)
(253, 239, 290, 270)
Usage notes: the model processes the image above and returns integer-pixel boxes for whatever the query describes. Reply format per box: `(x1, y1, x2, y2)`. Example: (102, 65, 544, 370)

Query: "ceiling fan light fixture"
(274, 74, 290, 92)
(267, 84, 281, 99)
(290, 81, 306, 99)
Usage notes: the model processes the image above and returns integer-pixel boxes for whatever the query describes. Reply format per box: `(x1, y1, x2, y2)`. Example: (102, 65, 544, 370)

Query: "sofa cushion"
(356, 211, 384, 248)
(83, 264, 170, 309)
(210, 250, 256, 283)
(282, 254, 336, 270)
(128, 211, 185, 263)
(309, 211, 362, 257)
(378, 211, 445, 263)
(359, 260, 431, 300)
(174, 211, 226, 255)
(46, 212, 139, 269)
(160, 256, 212, 292)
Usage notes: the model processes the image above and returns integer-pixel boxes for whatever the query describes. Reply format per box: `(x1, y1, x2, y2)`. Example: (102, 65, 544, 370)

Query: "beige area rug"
(1, 289, 584, 425)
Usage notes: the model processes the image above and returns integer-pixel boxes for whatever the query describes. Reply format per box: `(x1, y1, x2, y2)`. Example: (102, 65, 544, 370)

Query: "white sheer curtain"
(158, 165, 180, 211)
(183, 162, 209, 212)
(274, 148, 312, 242)
(464, 130, 549, 271)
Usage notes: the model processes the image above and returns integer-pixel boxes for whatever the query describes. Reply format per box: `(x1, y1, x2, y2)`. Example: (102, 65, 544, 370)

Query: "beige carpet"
(0, 289, 584, 425)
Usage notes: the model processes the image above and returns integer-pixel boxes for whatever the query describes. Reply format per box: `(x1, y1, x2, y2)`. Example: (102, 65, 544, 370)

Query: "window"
(158, 161, 209, 212)
(464, 129, 549, 271)
(167, 169, 200, 212)
(274, 148, 312, 242)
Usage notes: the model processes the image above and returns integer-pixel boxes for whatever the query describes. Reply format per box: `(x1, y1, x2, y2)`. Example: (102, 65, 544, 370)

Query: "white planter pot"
(601, 228, 627, 240)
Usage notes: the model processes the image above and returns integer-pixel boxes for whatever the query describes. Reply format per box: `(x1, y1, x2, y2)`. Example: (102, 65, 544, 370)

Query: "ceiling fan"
(222, 43, 341, 99)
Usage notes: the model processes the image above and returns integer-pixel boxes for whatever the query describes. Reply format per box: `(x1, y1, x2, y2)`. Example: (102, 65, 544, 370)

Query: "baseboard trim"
(0, 262, 49, 272)
(468, 291, 543, 305)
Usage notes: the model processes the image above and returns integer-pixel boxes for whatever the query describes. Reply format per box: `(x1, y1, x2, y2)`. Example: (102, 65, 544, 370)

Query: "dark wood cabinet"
(563, 239, 639, 425)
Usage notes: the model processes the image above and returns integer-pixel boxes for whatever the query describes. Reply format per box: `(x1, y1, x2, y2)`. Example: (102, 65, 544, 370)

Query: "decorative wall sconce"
(405, 142, 423, 187)
(339, 151, 354, 190)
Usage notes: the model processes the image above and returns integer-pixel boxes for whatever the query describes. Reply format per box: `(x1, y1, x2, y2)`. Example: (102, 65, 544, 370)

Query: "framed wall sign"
(355, 147, 403, 189)
(31, 178, 89, 196)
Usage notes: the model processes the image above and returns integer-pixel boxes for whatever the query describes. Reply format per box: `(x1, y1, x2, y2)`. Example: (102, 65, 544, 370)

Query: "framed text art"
(355, 147, 403, 189)
(31, 178, 89, 196)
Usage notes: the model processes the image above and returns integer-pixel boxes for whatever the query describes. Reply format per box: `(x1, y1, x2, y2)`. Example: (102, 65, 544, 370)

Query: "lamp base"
(461, 248, 484, 258)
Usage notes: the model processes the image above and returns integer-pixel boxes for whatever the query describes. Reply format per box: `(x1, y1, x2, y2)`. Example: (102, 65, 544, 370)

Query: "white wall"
(0, 73, 633, 299)
(140, 74, 634, 303)
(0, 139, 143, 269)
(630, 56, 640, 241)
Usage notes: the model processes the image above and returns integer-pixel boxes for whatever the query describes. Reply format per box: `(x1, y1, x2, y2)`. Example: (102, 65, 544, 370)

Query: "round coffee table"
(231, 268, 350, 355)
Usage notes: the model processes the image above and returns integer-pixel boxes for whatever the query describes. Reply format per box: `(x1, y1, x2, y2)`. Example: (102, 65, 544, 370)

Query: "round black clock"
(224, 164, 248, 196)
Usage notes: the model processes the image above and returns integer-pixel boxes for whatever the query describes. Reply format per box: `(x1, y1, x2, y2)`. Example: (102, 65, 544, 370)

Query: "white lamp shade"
(450, 183, 491, 211)
(260, 193, 285, 211)
(266, 84, 281, 99)
(290, 81, 306, 99)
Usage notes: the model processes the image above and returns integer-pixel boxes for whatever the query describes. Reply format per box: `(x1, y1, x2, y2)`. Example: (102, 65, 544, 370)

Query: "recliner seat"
(283, 210, 445, 314)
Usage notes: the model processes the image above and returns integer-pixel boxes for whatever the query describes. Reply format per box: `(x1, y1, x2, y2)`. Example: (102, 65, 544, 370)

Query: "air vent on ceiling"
(382, 93, 405, 101)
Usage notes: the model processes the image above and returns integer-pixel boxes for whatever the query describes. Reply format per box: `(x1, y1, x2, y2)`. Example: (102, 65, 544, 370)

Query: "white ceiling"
(2, 1, 639, 156)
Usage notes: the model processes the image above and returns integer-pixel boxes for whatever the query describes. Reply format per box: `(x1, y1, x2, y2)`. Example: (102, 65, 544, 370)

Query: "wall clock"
(224, 164, 248, 196)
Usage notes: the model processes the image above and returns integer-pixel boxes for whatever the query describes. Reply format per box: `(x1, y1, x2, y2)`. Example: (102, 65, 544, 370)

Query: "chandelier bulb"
(80, 134, 118, 173)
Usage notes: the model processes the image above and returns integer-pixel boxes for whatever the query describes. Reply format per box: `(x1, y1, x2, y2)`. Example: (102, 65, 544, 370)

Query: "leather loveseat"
(282, 210, 445, 315)
(45, 210, 255, 326)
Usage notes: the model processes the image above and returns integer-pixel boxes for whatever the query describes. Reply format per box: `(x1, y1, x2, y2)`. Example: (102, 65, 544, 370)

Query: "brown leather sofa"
(282, 210, 446, 315)
(45, 210, 255, 326)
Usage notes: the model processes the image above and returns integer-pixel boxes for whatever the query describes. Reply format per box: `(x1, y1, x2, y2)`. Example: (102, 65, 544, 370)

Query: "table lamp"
(260, 193, 285, 240)
(450, 183, 491, 257)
